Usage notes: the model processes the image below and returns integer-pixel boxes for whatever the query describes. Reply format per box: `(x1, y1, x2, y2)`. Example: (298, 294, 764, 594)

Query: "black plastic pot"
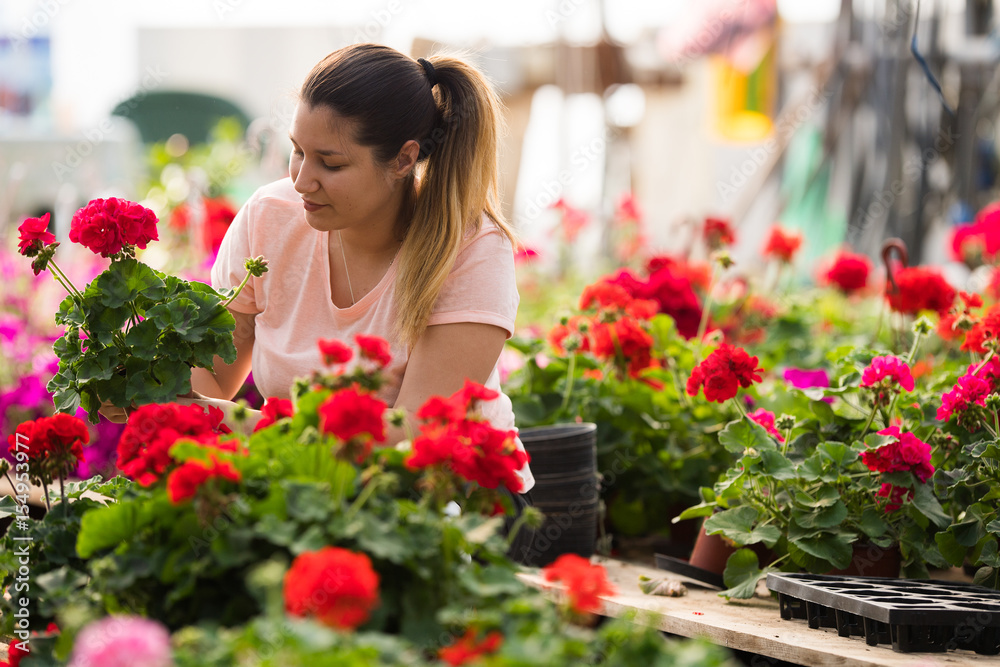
(515, 423, 599, 567)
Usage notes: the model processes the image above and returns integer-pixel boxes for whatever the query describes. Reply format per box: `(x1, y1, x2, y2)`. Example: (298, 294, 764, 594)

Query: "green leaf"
(674, 501, 717, 522)
(858, 507, 888, 539)
(289, 525, 327, 554)
(951, 519, 984, 547)
(703, 507, 780, 547)
(284, 482, 334, 523)
(973, 566, 1000, 589)
(77, 502, 142, 558)
(809, 399, 835, 422)
(863, 433, 897, 450)
(911, 483, 950, 529)
(123, 319, 162, 359)
(718, 417, 778, 455)
(790, 532, 853, 570)
(721, 548, 770, 600)
(979, 538, 1000, 568)
(0, 495, 19, 519)
(935, 531, 968, 567)
(817, 442, 858, 468)
(793, 486, 841, 509)
(792, 500, 847, 530)
(759, 449, 796, 480)
(95, 257, 165, 308)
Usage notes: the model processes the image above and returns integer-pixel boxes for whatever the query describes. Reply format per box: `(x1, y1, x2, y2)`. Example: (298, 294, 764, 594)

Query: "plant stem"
(223, 270, 254, 308)
(972, 350, 996, 378)
(42, 483, 51, 513)
(59, 473, 67, 519)
(344, 477, 381, 522)
(730, 396, 748, 418)
(560, 353, 577, 414)
(47, 260, 85, 301)
(859, 403, 880, 441)
(694, 264, 720, 361)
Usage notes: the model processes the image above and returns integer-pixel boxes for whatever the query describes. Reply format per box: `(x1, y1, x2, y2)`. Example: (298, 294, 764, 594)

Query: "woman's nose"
(291, 160, 318, 193)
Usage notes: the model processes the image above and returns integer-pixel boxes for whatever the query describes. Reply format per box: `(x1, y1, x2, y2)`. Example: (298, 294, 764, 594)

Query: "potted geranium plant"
(16, 200, 267, 421)
(679, 318, 952, 599)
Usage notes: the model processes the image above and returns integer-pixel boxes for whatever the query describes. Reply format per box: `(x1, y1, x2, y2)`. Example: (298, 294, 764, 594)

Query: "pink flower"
(860, 356, 915, 392)
(862, 427, 935, 483)
(875, 483, 913, 513)
(68, 616, 172, 667)
(748, 408, 784, 442)
(937, 369, 992, 431)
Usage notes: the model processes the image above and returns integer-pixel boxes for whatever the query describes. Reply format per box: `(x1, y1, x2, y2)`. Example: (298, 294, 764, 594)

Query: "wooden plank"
(519, 557, 1000, 667)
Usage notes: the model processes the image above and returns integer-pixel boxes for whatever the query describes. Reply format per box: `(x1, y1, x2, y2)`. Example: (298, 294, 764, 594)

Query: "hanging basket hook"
(881, 238, 909, 295)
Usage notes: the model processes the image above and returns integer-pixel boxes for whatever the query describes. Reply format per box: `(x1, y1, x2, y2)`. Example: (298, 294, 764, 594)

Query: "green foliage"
(47, 257, 237, 421)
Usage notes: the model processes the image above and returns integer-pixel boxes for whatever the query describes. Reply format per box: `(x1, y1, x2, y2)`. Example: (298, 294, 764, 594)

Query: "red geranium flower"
(439, 629, 504, 666)
(860, 356, 915, 392)
(69, 198, 159, 257)
(316, 386, 387, 461)
(547, 316, 591, 355)
(861, 427, 934, 483)
(542, 554, 616, 614)
(17, 213, 56, 257)
(886, 267, 956, 315)
(551, 198, 589, 242)
(254, 397, 294, 432)
(937, 366, 993, 431)
(748, 408, 784, 442)
(6, 412, 88, 485)
(763, 225, 803, 263)
(284, 547, 380, 630)
(169, 197, 237, 253)
(686, 344, 764, 403)
(355, 334, 392, 368)
(318, 338, 353, 366)
(116, 403, 232, 486)
(166, 455, 241, 504)
(579, 280, 633, 313)
(875, 482, 913, 513)
(704, 216, 735, 250)
(824, 250, 871, 293)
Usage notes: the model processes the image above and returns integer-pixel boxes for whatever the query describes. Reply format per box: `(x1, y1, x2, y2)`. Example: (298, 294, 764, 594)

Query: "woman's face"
(288, 103, 402, 236)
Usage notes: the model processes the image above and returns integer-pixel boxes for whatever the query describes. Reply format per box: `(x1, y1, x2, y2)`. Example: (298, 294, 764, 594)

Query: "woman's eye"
(323, 164, 343, 171)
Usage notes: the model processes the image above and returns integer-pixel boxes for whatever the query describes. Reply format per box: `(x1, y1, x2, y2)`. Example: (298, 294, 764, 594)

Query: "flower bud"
(0, 459, 9, 477)
(986, 393, 1000, 411)
(775, 414, 796, 431)
(912, 316, 933, 336)
(711, 250, 735, 270)
(244, 255, 269, 277)
(388, 409, 407, 428)
(232, 401, 249, 423)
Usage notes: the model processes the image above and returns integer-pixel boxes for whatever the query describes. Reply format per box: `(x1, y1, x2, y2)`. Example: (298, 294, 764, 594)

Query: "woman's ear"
(392, 140, 421, 179)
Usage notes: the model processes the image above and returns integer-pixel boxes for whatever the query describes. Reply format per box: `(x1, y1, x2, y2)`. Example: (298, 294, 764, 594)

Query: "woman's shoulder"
(461, 214, 514, 253)
(248, 177, 300, 208)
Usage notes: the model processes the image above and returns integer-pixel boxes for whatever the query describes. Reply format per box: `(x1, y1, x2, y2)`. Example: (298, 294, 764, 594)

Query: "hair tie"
(417, 58, 437, 87)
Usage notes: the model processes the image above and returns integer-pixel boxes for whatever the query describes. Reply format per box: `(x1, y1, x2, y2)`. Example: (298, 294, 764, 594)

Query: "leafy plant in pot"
(679, 319, 951, 599)
(16, 200, 267, 421)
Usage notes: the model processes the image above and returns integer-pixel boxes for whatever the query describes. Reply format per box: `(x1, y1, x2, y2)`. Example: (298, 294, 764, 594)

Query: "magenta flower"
(861, 355, 915, 392)
(748, 408, 784, 442)
(783, 367, 833, 403)
(68, 616, 173, 667)
(937, 372, 991, 430)
(862, 427, 935, 483)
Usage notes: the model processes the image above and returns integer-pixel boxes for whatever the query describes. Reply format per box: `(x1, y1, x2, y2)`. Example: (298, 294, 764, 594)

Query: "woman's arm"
(389, 321, 508, 443)
(191, 309, 257, 399)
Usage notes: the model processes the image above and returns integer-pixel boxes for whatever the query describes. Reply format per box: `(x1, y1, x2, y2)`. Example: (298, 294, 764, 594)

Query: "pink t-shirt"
(212, 178, 533, 490)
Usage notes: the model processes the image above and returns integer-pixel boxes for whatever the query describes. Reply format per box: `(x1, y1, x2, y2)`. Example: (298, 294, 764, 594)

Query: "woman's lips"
(302, 200, 326, 212)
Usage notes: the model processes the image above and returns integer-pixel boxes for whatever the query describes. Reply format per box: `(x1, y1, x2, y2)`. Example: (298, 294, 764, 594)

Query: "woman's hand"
(98, 401, 133, 424)
(175, 392, 263, 437)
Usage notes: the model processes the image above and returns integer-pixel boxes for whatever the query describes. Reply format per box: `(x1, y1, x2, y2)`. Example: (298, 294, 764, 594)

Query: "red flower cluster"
(551, 198, 589, 242)
(748, 408, 784, 442)
(316, 386, 387, 461)
(16, 212, 56, 257)
(254, 397, 294, 432)
(356, 334, 392, 368)
(686, 344, 764, 403)
(936, 357, 1000, 431)
(116, 403, 232, 486)
(763, 225, 803, 263)
(875, 482, 914, 513)
(318, 338, 353, 366)
(861, 427, 934, 483)
(823, 250, 871, 293)
(438, 629, 504, 666)
(7, 413, 89, 485)
(886, 267, 956, 315)
(703, 216, 735, 250)
(950, 201, 1000, 266)
(937, 292, 984, 347)
(860, 356, 915, 394)
(547, 315, 592, 355)
(69, 198, 159, 258)
(169, 196, 238, 253)
(542, 554, 616, 614)
(610, 261, 704, 339)
(407, 380, 527, 493)
(166, 456, 241, 504)
(284, 547, 380, 630)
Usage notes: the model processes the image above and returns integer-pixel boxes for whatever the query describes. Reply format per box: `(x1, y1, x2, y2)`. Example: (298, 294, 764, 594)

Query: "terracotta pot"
(689, 524, 737, 575)
(828, 542, 901, 578)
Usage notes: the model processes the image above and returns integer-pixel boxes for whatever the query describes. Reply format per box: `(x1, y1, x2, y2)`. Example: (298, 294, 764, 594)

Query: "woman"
(186, 44, 534, 492)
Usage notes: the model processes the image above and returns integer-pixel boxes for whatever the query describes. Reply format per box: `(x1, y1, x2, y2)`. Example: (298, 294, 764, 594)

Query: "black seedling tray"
(766, 573, 1000, 654)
